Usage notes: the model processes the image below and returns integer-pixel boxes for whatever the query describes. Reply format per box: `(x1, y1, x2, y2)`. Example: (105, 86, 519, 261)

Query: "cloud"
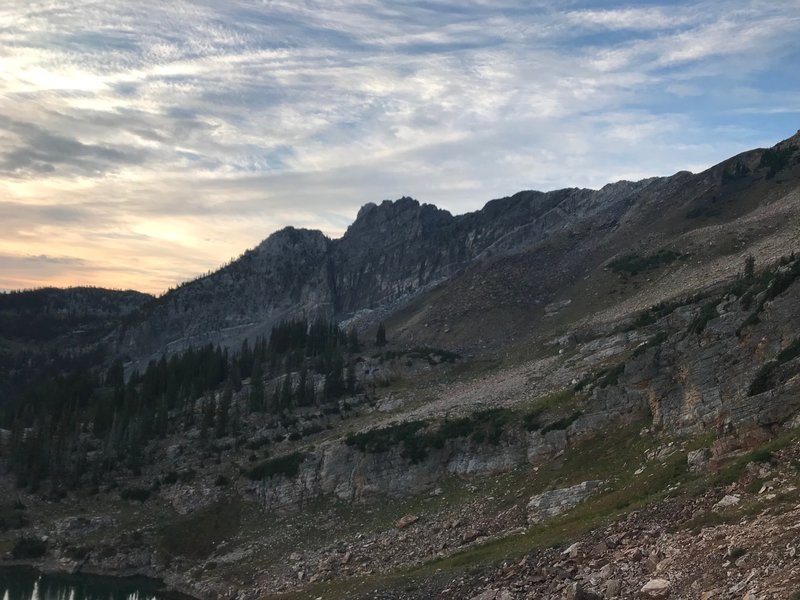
(0, 115, 150, 177)
(0, 0, 798, 293)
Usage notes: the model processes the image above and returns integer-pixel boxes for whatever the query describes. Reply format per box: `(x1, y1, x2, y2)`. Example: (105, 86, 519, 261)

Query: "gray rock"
(687, 448, 710, 473)
(605, 580, 621, 598)
(713, 495, 741, 511)
(527, 481, 604, 524)
(640, 578, 670, 598)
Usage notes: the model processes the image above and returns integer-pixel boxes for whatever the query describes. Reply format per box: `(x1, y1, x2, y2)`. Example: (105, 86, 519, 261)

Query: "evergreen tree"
(744, 254, 755, 283)
(297, 364, 308, 406)
(280, 372, 292, 409)
(375, 322, 387, 347)
(249, 361, 264, 412)
(325, 352, 345, 399)
(348, 326, 360, 353)
(346, 362, 357, 395)
(215, 382, 232, 438)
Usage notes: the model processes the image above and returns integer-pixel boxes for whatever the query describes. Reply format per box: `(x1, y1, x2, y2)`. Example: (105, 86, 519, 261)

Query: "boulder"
(687, 448, 710, 473)
(640, 578, 670, 598)
(713, 495, 740, 511)
(527, 481, 604, 524)
(395, 514, 419, 529)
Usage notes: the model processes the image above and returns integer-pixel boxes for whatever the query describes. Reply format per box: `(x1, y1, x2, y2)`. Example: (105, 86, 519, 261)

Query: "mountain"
(0, 287, 152, 408)
(2, 132, 800, 600)
(119, 131, 800, 368)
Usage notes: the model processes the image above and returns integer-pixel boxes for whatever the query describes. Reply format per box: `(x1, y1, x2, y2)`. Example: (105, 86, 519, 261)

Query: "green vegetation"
(687, 300, 719, 335)
(686, 205, 724, 220)
(5, 316, 362, 492)
(120, 486, 152, 503)
(346, 409, 515, 464)
(759, 145, 796, 178)
(159, 500, 241, 559)
(12, 536, 47, 559)
(633, 297, 697, 328)
(381, 347, 461, 365)
(345, 421, 426, 454)
(722, 160, 750, 183)
(609, 249, 683, 276)
(0, 503, 28, 531)
(540, 411, 583, 434)
(632, 332, 668, 357)
(376, 322, 387, 347)
(748, 337, 800, 396)
(245, 452, 306, 481)
(574, 362, 626, 392)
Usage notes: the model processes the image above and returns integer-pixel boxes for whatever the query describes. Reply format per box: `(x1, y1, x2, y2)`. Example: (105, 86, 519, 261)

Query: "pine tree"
(348, 326, 360, 353)
(215, 382, 232, 438)
(346, 362, 357, 394)
(325, 353, 345, 399)
(297, 364, 308, 406)
(249, 361, 264, 412)
(280, 372, 292, 409)
(744, 254, 755, 283)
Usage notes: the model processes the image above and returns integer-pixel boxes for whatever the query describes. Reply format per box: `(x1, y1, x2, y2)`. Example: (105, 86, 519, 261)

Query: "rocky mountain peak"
(345, 196, 453, 241)
(253, 226, 329, 256)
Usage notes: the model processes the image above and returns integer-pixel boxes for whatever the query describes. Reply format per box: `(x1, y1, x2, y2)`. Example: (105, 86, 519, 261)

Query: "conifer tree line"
(2, 317, 362, 492)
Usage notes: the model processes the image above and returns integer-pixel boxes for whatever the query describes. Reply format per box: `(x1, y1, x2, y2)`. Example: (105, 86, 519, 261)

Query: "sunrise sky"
(1, 1, 799, 294)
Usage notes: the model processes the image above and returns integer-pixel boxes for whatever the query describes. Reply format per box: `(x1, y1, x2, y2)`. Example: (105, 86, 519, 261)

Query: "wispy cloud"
(0, 0, 798, 293)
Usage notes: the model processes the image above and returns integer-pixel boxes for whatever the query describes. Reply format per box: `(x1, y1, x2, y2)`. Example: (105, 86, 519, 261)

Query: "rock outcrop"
(526, 480, 604, 524)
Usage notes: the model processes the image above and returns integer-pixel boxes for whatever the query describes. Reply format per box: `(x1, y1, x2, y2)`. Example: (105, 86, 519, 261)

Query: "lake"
(0, 567, 173, 600)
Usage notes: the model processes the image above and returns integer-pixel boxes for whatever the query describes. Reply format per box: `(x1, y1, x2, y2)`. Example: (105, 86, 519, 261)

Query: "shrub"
(778, 338, 800, 363)
(748, 360, 778, 396)
(345, 421, 426, 454)
(750, 449, 775, 464)
(120, 487, 151, 503)
(686, 205, 723, 220)
(346, 409, 514, 464)
(523, 408, 544, 432)
(759, 146, 796, 178)
(632, 332, 667, 357)
(540, 411, 583, 434)
(303, 424, 324, 436)
(12, 536, 47, 559)
(688, 300, 719, 334)
(728, 547, 747, 560)
(599, 363, 626, 389)
(609, 250, 683, 276)
(721, 160, 750, 183)
(159, 501, 241, 559)
(744, 478, 763, 494)
(244, 436, 271, 450)
(177, 468, 196, 483)
(748, 338, 800, 396)
(245, 452, 305, 480)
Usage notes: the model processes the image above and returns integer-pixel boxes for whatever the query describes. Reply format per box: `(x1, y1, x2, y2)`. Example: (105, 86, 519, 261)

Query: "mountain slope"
(3, 132, 800, 600)
(118, 132, 800, 367)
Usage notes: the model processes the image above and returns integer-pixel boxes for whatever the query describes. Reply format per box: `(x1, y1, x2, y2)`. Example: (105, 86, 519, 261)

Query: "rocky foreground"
(346, 434, 800, 600)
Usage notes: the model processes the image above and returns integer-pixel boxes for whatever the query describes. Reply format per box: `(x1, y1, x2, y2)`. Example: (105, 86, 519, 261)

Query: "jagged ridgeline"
(2, 317, 360, 492)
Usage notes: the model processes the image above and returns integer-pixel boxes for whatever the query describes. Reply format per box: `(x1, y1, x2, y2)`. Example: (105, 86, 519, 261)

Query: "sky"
(1, 1, 799, 294)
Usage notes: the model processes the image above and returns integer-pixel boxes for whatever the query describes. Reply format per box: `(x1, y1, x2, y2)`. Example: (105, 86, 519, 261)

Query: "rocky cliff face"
(119, 227, 334, 364)
(117, 133, 800, 369)
(251, 428, 577, 511)
(117, 174, 698, 367)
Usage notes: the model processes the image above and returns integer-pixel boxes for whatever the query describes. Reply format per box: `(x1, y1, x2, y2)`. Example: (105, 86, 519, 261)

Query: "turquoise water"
(0, 567, 169, 600)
